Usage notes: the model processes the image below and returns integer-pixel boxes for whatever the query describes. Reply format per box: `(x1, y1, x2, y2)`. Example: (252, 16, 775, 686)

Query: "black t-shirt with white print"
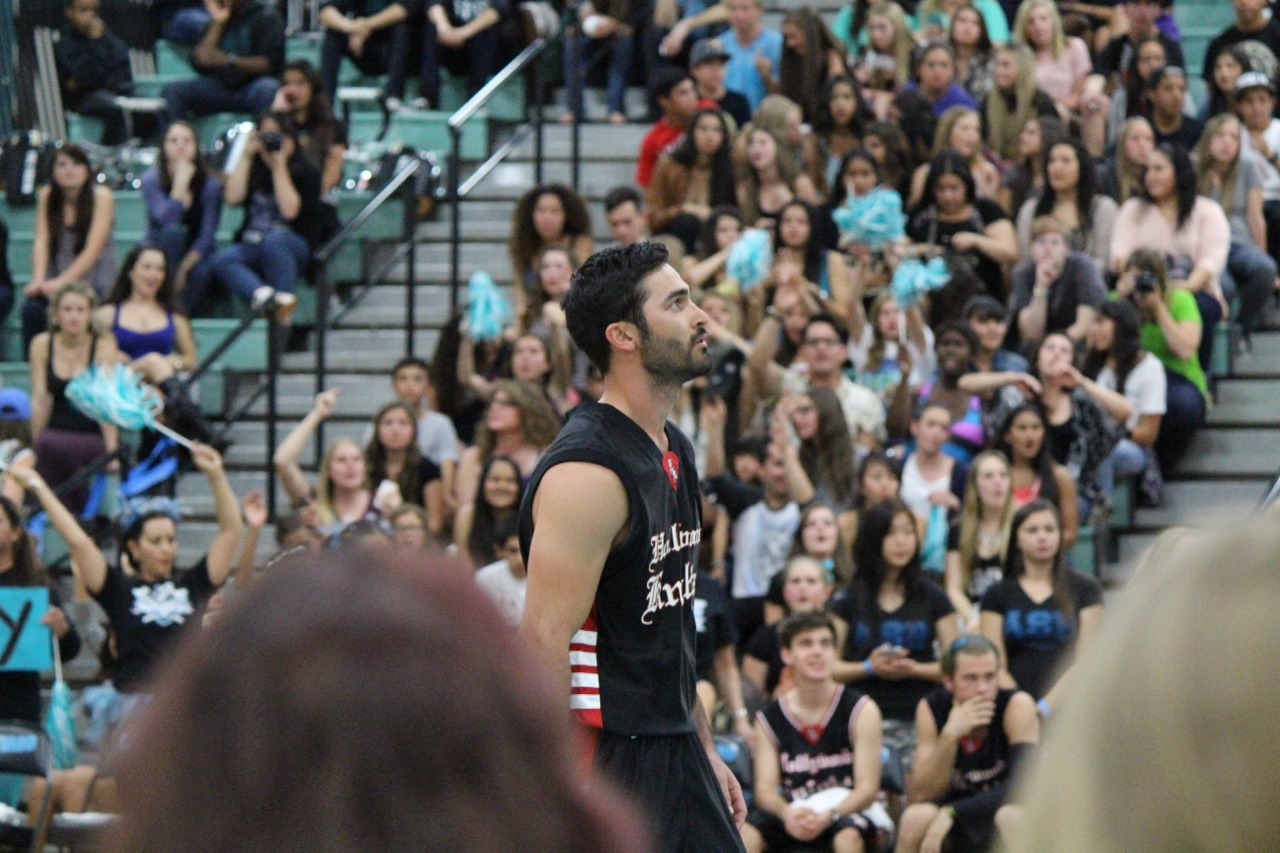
(92, 556, 214, 693)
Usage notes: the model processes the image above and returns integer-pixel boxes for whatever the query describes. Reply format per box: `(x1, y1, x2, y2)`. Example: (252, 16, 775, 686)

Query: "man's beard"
(639, 327, 712, 387)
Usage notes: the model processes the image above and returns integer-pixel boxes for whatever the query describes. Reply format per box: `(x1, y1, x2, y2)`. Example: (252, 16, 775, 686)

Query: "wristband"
(733, 708, 749, 719)
(1037, 698, 1051, 718)
(945, 806, 957, 820)
(863, 659, 875, 676)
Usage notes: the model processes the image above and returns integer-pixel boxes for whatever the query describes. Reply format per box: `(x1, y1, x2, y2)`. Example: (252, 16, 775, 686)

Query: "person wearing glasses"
(750, 313, 886, 451)
(896, 634, 1039, 852)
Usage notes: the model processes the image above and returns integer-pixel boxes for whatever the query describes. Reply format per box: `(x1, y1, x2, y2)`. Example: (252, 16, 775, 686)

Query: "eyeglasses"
(804, 337, 842, 348)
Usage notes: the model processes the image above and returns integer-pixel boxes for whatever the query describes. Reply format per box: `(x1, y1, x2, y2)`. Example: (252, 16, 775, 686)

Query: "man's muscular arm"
(520, 463, 629, 710)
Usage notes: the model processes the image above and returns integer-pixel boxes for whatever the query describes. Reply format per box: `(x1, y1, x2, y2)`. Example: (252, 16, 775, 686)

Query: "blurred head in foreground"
(108, 551, 647, 853)
(1009, 520, 1280, 852)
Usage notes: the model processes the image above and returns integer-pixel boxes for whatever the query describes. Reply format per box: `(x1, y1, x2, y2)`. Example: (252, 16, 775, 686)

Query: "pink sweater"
(1035, 37, 1091, 105)
(1109, 196, 1231, 283)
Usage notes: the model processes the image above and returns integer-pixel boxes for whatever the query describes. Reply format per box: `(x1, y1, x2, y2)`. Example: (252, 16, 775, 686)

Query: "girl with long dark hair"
(1110, 143, 1232, 369)
(1082, 299, 1166, 502)
(22, 144, 117, 350)
(996, 113, 1067, 217)
(1017, 137, 1117, 267)
(980, 499, 1104, 713)
(508, 184, 594, 316)
(779, 8, 849, 124)
(142, 120, 223, 315)
(364, 402, 445, 537)
(453, 455, 524, 570)
(992, 403, 1079, 546)
(830, 499, 957, 764)
(813, 76, 869, 191)
(770, 200, 853, 318)
(647, 109, 739, 252)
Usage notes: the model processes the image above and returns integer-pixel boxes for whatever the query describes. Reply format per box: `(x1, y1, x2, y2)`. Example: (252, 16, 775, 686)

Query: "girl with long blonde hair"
(945, 449, 1015, 630)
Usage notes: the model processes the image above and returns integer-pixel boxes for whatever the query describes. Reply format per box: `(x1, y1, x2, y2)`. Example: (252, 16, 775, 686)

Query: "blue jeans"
(163, 75, 280, 122)
(1220, 241, 1276, 339)
(564, 28, 635, 117)
(150, 223, 217, 316)
(419, 18, 499, 108)
(1155, 369, 1206, 478)
(211, 230, 309, 302)
(1093, 437, 1149, 496)
(1191, 290, 1221, 373)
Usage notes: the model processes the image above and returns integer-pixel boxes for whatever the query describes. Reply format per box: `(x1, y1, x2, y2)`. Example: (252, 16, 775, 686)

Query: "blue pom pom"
(467, 271, 514, 343)
(833, 188, 905, 251)
(67, 365, 164, 431)
(726, 229, 774, 291)
(891, 257, 951, 309)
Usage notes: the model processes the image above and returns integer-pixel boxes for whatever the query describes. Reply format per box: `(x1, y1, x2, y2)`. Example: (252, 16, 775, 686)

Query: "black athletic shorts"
(745, 807, 877, 852)
(593, 730, 746, 853)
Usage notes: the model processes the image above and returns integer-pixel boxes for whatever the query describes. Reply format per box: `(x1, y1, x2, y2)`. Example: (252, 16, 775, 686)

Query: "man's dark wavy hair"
(563, 242, 669, 373)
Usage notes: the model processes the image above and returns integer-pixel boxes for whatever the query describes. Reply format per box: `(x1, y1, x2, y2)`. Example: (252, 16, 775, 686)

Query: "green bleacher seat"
(385, 109, 488, 159)
(191, 318, 268, 415)
(439, 71, 525, 122)
(0, 362, 30, 391)
(155, 40, 190, 76)
(1067, 524, 1098, 578)
(191, 319, 269, 370)
(67, 114, 105, 145)
(286, 36, 323, 69)
(0, 200, 39, 233)
(133, 73, 192, 100)
(114, 192, 148, 235)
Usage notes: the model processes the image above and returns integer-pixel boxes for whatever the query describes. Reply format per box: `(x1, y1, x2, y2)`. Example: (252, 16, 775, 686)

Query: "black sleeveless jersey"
(923, 687, 1017, 800)
(520, 402, 702, 736)
(756, 686, 872, 802)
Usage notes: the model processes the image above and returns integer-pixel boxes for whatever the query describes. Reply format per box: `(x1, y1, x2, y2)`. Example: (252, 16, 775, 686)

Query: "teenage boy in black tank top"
(745, 612, 884, 853)
(520, 243, 747, 852)
(897, 636, 1040, 853)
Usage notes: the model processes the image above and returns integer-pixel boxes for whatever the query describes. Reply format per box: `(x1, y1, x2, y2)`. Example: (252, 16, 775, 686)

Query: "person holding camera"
(1114, 248, 1207, 478)
(1109, 142, 1230, 372)
(210, 113, 324, 325)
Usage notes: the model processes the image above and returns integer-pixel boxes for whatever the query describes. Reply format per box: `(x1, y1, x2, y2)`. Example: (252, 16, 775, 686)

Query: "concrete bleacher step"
(219, 419, 370, 469)
(1207, 378, 1280, 427)
(234, 371, 396, 419)
(1128, 479, 1268, 530)
(336, 283, 487, 325)
(463, 159, 642, 202)
(1225, 334, 1280, 378)
(277, 331, 443, 373)
(1175, 428, 1280, 478)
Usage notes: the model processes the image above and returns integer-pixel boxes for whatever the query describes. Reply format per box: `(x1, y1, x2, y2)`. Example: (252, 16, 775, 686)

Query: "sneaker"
(251, 285, 276, 309)
(383, 95, 404, 113)
(410, 97, 432, 111)
(274, 291, 300, 326)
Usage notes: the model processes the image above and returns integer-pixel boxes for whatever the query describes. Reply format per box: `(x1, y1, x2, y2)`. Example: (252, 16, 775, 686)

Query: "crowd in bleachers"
(3, 0, 1280, 847)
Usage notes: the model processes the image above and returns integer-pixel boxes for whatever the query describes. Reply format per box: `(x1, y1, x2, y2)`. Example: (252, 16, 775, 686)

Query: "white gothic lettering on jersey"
(648, 523, 701, 570)
(641, 559, 697, 626)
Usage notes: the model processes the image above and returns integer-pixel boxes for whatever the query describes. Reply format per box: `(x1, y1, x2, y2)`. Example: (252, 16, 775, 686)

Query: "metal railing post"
(313, 264, 330, 469)
(571, 107, 581, 189)
(266, 310, 280, 522)
(533, 51, 544, 186)
(449, 126, 463, 314)
(404, 173, 418, 356)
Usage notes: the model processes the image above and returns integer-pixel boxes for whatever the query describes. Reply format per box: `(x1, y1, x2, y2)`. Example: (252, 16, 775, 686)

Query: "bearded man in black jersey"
(520, 242, 747, 852)
(896, 636, 1039, 853)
